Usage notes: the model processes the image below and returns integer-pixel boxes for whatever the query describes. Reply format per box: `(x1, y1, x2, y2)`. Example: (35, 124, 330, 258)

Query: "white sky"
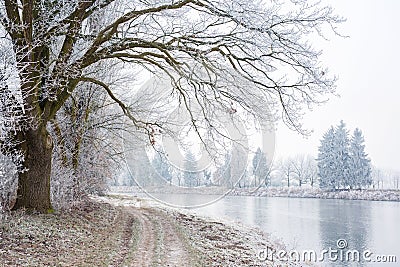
(275, 0, 400, 171)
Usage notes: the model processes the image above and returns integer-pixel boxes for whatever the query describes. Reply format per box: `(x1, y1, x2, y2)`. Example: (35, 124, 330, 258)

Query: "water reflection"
(147, 194, 399, 267)
(319, 200, 370, 266)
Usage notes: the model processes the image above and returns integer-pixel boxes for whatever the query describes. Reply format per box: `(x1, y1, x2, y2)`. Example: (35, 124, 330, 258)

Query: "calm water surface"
(144, 193, 400, 266)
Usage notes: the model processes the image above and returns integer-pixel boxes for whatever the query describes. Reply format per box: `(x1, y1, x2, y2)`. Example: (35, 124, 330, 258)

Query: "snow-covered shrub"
(0, 65, 28, 211)
(49, 80, 123, 209)
(0, 152, 22, 211)
(50, 157, 76, 210)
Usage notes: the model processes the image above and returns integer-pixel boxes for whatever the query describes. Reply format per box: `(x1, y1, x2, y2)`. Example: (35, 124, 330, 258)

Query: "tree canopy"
(0, 0, 342, 211)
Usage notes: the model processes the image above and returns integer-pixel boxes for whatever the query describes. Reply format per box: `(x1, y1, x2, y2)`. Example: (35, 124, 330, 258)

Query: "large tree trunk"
(13, 125, 53, 212)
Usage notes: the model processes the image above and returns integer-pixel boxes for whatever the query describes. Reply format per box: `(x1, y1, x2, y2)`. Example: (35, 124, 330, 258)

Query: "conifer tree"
(317, 127, 336, 189)
(333, 120, 351, 189)
(349, 128, 372, 189)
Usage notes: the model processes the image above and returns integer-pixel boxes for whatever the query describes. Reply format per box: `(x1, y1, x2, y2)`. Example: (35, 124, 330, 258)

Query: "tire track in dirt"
(114, 207, 192, 267)
(128, 209, 157, 267)
(153, 211, 191, 267)
(112, 211, 136, 266)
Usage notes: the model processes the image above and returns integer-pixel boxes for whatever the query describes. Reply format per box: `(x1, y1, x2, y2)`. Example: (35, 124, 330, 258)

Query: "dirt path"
(0, 196, 289, 266)
(112, 207, 193, 267)
(128, 209, 156, 266)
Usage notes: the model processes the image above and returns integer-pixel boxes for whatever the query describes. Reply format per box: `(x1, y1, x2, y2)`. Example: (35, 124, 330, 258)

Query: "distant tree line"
(123, 146, 318, 189)
(116, 121, 400, 191)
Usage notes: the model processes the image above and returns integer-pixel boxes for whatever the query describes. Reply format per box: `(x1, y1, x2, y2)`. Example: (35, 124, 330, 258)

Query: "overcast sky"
(275, 0, 400, 171)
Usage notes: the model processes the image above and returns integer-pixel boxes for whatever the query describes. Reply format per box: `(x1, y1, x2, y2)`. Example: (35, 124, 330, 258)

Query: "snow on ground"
(0, 200, 128, 266)
(110, 185, 400, 202)
(0, 192, 312, 266)
(230, 187, 400, 201)
(102, 193, 305, 267)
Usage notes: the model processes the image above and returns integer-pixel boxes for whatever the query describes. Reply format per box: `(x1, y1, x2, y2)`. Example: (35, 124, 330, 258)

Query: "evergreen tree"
(252, 147, 270, 187)
(183, 150, 198, 187)
(203, 170, 212, 186)
(349, 128, 372, 189)
(333, 120, 351, 189)
(128, 150, 152, 187)
(317, 127, 336, 189)
(152, 153, 172, 184)
(215, 153, 232, 187)
(318, 121, 372, 190)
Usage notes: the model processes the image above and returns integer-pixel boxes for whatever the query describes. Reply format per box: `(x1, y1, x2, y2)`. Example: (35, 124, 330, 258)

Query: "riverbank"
(230, 187, 400, 201)
(0, 195, 296, 266)
(110, 185, 400, 202)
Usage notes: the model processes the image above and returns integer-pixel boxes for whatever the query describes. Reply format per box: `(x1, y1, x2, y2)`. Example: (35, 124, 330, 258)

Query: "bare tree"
(290, 154, 318, 187)
(371, 166, 384, 189)
(392, 171, 400, 190)
(371, 168, 400, 190)
(1, 0, 341, 211)
(279, 158, 296, 188)
(307, 158, 318, 187)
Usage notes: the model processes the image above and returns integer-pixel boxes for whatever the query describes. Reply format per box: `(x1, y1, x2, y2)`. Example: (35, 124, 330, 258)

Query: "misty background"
(276, 0, 400, 172)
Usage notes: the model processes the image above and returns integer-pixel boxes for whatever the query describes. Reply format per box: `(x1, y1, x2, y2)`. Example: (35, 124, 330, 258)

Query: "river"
(145, 193, 400, 266)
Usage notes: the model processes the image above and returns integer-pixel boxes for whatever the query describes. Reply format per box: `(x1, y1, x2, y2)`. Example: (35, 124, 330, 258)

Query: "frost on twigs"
(0, 66, 27, 211)
(49, 79, 123, 210)
(0, 0, 343, 209)
(0, 153, 21, 211)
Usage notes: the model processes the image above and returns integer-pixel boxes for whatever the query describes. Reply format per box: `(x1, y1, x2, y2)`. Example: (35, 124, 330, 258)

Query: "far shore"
(109, 185, 400, 202)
